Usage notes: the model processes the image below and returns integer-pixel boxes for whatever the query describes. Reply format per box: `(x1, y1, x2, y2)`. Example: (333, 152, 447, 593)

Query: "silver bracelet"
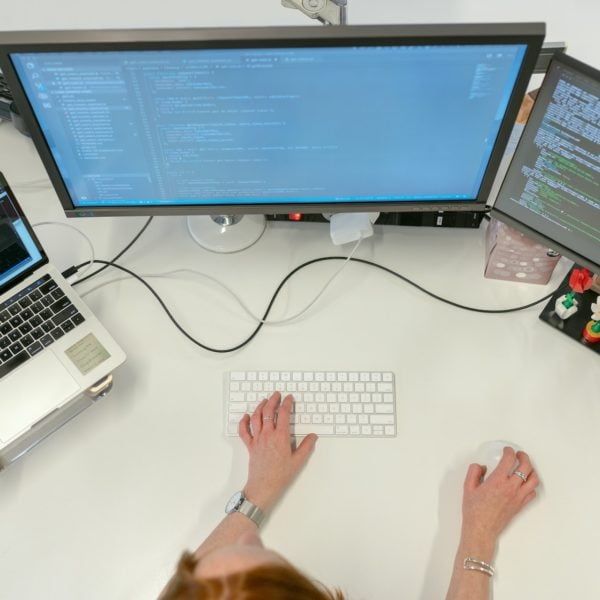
(464, 556, 495, 577)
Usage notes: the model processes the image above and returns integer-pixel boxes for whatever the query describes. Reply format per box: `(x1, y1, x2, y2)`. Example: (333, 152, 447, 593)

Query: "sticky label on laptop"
(65, 333, 111, 375)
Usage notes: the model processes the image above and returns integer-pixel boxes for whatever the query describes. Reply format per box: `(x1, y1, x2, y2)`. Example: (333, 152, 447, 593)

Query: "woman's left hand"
(239, 391, 318, 512)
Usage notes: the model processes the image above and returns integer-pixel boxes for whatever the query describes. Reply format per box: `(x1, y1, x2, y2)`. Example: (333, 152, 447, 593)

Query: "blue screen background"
(12, 44, 525, 207)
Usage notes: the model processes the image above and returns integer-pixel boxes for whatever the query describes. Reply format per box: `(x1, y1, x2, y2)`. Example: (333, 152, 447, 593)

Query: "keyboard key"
(40, 279, 58, 295)
(9, 315, 23, 328)
(30, 315, 43, 328)
(31, 328, 44, 340)
(291, 424, 335, 436)
(370, 415, 395, 425)
(40, 308, 53, 321)
(19, 323, 33, 335)
(8, 330, 21, 342)
(8, 303, 21, 316)
(50, 296, 72, 315)
(21, 334, 34, 347)
(27, 341, 43, 356)
(9, 342, 23, 354)
(30, 302, 44, 314)
(18, 296, 32, 309)
(40, 334, 54, 347)
(70, 312, 85, 326)
(0, 350, 30, 378)
(50, 327, 65, 340)
(61, 320, 75, 333)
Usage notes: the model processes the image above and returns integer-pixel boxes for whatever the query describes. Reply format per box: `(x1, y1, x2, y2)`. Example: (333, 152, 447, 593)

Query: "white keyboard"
(225, 370, 396, 438)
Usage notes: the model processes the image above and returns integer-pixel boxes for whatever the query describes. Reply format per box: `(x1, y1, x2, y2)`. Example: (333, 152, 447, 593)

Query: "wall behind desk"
(1, 0, 599, 68)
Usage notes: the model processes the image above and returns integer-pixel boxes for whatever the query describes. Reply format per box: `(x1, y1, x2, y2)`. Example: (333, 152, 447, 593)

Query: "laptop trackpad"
(0, 352, 79, 444)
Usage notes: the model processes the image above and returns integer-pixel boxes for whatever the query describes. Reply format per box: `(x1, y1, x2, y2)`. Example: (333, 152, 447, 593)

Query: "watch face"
(225, 491, 244, 514)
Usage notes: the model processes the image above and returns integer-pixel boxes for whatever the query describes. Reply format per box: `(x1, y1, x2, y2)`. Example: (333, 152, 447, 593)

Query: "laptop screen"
(0, 180, 46, 292)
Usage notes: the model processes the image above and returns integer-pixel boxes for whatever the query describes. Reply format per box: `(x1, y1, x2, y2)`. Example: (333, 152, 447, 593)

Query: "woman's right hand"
(460, 447, 540, 553)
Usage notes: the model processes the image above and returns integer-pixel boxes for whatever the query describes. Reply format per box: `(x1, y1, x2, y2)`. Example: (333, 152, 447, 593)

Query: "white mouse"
(476, 440, 522, 477)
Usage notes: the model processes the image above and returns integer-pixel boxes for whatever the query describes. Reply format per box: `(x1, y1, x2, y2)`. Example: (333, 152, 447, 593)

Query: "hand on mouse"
(459, 446, 540, 558)
(446, 450, 540, 600)
(239, 391, 318, 513)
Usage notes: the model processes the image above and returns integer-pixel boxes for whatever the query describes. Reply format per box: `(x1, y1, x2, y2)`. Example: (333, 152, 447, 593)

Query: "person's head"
(160, 531, 346, 599)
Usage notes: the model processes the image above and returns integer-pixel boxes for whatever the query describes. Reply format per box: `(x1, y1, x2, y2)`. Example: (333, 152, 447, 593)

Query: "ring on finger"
(512, 470, 528, 483)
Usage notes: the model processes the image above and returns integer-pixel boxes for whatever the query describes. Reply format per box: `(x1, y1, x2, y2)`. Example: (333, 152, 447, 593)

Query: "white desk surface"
(0, 70, 599, 600)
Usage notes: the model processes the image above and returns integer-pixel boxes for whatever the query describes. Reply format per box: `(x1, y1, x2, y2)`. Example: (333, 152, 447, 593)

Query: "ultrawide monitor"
(491, 53, 600, 274)
(0, 23, 544, 218)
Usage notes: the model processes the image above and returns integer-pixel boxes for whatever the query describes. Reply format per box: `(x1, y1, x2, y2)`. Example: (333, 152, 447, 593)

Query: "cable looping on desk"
(74, 255, 559, 354)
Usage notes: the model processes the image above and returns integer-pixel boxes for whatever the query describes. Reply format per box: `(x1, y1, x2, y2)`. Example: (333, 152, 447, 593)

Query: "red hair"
(159, 551, 346, 600)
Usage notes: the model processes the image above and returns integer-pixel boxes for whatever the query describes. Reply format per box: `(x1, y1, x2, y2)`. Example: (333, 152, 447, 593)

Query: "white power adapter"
(329, 212, 379, 245)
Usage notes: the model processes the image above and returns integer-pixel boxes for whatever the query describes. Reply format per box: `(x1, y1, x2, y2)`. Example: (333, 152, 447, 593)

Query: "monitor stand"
(186, 214, 266, 253)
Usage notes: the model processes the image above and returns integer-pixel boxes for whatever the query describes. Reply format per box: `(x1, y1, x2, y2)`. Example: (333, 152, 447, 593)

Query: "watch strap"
(237, 498, 266, 527)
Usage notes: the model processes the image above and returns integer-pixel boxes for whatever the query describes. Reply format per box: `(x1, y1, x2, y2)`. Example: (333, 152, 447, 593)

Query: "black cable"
(343, 256, 557, 314)
(73, 216, 153, 286)
(77, 259, 266, 353)
(73, 255, 559, 354)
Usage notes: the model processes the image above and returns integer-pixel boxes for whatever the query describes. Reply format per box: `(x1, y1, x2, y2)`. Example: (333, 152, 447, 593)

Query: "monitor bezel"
(0, 23, 545, 218)
(491, 52, 600, 274)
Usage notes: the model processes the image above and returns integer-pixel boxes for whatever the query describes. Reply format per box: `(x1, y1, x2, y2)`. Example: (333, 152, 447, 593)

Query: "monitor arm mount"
(280, 1, 379, 246)
(187, 0, 349, 253)
(282, 0, 347, 25)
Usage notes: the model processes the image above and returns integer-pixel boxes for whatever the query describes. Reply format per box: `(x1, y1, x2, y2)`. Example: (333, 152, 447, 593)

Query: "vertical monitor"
(492, 53, 600, 273)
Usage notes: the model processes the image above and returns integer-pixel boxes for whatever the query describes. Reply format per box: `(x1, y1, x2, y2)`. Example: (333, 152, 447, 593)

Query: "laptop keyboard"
(0, 274, 85, 379)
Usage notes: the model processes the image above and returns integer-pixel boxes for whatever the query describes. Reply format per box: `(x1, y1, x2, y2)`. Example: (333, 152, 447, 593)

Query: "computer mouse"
(476, 440, 522, 477)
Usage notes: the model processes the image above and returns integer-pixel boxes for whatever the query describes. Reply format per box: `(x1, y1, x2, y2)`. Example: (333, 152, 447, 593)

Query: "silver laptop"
(0, 172, 126, 451)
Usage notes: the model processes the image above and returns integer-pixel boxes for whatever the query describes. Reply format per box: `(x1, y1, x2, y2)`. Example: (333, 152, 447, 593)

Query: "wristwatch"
(225, 491, 266, 527)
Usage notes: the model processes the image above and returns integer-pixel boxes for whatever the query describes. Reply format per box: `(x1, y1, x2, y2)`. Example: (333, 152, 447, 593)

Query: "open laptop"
(0, 172, 126, 452)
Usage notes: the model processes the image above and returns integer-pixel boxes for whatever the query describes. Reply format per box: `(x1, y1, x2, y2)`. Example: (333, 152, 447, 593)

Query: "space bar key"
(291, 424, 335, 436)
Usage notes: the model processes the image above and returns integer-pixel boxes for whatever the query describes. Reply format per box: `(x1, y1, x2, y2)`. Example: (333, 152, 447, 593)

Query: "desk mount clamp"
(282, 0, 347, 25)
